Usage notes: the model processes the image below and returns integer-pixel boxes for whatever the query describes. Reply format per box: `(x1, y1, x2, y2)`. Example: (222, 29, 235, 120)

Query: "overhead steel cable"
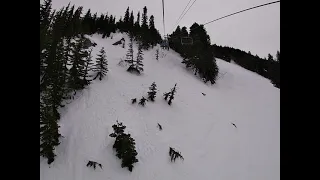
(169, 0, 280, 40)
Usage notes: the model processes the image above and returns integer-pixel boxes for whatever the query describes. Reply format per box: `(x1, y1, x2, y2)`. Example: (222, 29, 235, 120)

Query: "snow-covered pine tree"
(147, 82, 157, 101)
(83, 48, 94, 85)
(139, 96, 148, 106)
(93, 47, 108, 81)
(135, 41, 144, 73)
(125, 36, 134, 67)
(168, 83, 177, 105)
(109, 121, 138, 172)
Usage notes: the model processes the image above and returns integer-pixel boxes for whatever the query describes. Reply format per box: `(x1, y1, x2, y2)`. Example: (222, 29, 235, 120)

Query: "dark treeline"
(211, 45, 280, 88)
(168, 23, 279, 88)
(40, 0, 163, 165)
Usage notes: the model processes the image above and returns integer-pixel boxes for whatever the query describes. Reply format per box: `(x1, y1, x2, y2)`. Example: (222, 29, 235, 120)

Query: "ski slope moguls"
(40, 33, 280, 180)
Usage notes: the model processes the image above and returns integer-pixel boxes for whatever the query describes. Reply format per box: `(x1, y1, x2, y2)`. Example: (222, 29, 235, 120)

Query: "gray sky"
(51, 0, 280, 58)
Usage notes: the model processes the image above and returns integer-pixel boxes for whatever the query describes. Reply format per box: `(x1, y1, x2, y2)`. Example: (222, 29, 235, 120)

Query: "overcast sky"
(51, 0, 280, 58)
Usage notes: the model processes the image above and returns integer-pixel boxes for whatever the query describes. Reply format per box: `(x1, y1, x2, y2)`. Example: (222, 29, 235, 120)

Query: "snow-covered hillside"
(40, 32, 280, 180)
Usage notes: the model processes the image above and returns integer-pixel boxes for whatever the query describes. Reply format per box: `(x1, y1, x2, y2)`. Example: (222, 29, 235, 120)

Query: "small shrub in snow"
(147, 82, 157, 102)
(157, 123, 162, 131)
(155, 49, 159, 60)
(139, 96, 148, 106)
(86, 161, 102, 170)
(169, 147, 184, 162)
(109, 121, 138, 172)
(131, 98, 137, 104)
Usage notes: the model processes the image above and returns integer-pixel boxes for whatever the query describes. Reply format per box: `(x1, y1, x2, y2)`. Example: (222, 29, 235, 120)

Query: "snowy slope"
(40, 32, 280, 180)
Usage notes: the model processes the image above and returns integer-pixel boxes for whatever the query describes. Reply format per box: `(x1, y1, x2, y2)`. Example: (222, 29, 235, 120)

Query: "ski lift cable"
(169, 0, 280, 41)
(170, 0, 193, 33)
(171, 0, 198, 34)
(162, 0, 166, 38)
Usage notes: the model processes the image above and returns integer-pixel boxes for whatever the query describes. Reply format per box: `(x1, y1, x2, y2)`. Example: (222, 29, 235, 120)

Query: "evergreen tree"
(267, 53, 274, 61)
(83, 48, 94, 85)
(129, 11, 134, 32)
(149, 15, 155, 30)
(70, 6, 83, 36)
(117, 16, 123, 31)
(139, 96, 148, 106)
(135, 42, 144, 72)
(40, 94, 61, 164)
(147, 82, 157, 101)
(109, 121, 138, 172)
(141, 6, 150, 49)
(148, 15, 161, 47)
(134, 11, 140, 36)
(40, 0, 54, 77)
(134, 11, 140, 28)
(82, 9, 92, 34)
(64, 5, 75, 36)
(93, 47, 108, 80)
(40, 0, 52, 29)
(123, 7, 130, 32)
(141, 6, 148, 30)
(68, 35, 88, 91)
(125, 36, 134, 66)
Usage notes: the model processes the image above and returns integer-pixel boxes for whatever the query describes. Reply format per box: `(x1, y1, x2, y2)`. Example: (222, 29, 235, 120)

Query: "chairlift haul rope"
(162, 0, 166, 37)
(169, 0, 280, 41)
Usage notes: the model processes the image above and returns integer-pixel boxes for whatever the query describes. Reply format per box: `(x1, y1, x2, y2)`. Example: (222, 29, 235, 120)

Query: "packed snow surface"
(40, 32, 280, 180)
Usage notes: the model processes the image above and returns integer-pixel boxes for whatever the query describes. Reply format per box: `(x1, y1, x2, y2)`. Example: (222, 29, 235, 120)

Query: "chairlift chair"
(161, 36, 169, 50)
(181, 37, 193, 45)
